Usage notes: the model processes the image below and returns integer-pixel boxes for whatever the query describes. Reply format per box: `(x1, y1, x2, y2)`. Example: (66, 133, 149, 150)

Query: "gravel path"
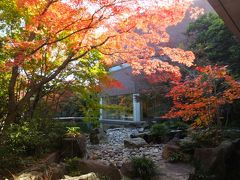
(87, 128, 194, 180)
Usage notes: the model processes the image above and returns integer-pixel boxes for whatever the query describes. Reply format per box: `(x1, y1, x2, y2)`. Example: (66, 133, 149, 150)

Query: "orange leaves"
(161, 47, 195, 67)
(11, 0, 195, 66)
(146, 60, 182, 83)
(196, 65, 229, 80)
(5, 0, 201, 94)
(163, 65, 240, 127)
(27, 2, 79, 35)
(16, 0, 40, 8)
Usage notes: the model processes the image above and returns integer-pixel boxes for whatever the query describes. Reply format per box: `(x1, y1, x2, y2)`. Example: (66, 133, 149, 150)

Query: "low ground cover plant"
(131, 156, 156, 180)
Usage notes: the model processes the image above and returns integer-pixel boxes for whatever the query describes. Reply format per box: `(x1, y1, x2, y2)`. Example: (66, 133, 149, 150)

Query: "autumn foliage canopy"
(2, 0, 198, 76)
(1, 0, 238, 127)
(0, 0, 202, 123)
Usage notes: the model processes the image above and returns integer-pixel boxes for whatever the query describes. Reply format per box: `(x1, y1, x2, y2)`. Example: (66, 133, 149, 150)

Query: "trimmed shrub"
(191, 128, 223, 147)
(150, 123, 169, 137)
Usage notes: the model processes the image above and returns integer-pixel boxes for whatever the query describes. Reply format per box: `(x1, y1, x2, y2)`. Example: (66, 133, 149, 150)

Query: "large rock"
(77, 160, 121, 180)
(179, 137, 197, 153)
(62, 135, 86, 158)
(48, 163, 65, 180)
(124, 137, 148, 148)
(120, 161, 135, 178)
(16, 171, 44, 180)
(154, 162, 194, 180)
(130, 131, 153, 143)
(162, 144, 181, 160)
(193, 139, 240, 180)
(40, 151, 60, 164)
(90, 128, 100, 144)
(169, 129, 186, 139)
(16, 163, 65, 180)
(167, 137, 181, 145)
(63, 173, 99, 180)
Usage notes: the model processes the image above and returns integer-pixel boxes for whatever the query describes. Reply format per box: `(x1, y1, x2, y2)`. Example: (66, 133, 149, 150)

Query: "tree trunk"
(4, 53, 80, 127)
(5, 66, 19, 126)
(5, 110, 18, 125)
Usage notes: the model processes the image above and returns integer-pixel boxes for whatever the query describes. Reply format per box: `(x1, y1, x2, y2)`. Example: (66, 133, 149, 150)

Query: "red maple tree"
(163, 65, 240, 127)
(1, 0, 199, 124)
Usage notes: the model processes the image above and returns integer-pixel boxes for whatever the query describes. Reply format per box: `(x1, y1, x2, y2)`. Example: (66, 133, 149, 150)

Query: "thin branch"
(41, 0, 59, 16)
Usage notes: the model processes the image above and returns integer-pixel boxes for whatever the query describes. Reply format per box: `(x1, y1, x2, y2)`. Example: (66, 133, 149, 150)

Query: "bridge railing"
(53, 117, 85, 122)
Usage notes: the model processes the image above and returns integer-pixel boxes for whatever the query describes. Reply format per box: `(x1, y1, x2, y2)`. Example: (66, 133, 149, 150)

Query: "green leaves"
(187, 13, 240, 75)
(65, 126, 81, 138)
(0, 0, 23, 37)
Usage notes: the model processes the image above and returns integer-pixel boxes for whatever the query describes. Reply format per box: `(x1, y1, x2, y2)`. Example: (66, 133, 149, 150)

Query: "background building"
(99, 0, 214, 124)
